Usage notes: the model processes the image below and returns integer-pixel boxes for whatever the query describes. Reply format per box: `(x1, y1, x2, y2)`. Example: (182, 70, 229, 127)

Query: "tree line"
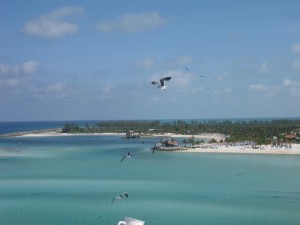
(62, 119, 300, 145)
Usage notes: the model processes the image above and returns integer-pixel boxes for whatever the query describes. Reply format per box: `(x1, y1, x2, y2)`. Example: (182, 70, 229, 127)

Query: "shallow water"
(1, 135, 300, 225)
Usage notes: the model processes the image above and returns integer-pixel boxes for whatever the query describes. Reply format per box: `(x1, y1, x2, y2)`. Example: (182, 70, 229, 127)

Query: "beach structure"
(124, 130, 140, 138)
(285, 134, 297, 141)
(272, 136, 279, 148)
(152, 138, 189, 151)
(160, 138, 179, 147)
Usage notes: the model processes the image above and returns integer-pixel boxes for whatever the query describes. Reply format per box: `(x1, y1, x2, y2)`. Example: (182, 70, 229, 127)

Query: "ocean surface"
(1, 121, 300, 225)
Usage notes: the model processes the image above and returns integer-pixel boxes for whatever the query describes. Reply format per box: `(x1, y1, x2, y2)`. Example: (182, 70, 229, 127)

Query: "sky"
(0, 0, 300, 121)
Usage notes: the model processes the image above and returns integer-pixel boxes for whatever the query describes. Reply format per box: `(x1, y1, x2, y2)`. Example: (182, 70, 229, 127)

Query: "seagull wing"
(193, 74, 205, 77)
(111, 195, 122, 204)
(160, 77, 172, 86)
(162, 77, 172, 81)
(123, 192, 128, 198)
(151, 81, 158, 85)
(120, 155, 126, 162)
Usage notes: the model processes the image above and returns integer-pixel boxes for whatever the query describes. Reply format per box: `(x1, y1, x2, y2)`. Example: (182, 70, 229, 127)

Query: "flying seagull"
(120, 150, 132, 162)
(111, 192, 129, 205)
(151, 77, 172, 90)
(185, 67, 205, 77)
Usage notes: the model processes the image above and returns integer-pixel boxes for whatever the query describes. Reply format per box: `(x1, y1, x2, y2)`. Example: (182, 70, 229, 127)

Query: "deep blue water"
(1, 120, 300, 225)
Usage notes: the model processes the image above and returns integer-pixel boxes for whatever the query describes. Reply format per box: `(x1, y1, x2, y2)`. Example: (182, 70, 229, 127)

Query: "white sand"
(20, 132, 125, 137)
(168, 133, 226, 141)
(13, 131, 300, 155)
(180, 143, 300, 155)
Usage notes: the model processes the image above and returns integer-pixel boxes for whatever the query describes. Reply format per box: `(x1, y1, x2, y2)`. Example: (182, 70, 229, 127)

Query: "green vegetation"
(62, 119, 300, 145)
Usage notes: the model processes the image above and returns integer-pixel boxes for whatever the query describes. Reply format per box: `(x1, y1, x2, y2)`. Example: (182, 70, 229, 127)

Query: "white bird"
(111, 192, 129, 205)
(151, 77, 172, 90)
(120, 150, 132, 162)
(185, 67, 205, 77)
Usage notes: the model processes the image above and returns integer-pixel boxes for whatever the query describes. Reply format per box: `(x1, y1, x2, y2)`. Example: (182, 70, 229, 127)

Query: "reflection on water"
(1, 135, 300, 225)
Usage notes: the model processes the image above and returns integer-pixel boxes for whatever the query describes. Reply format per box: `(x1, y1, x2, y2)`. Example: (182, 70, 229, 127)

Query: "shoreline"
(0, 129, 224, 139)
(0, 129, 126, 137)
(1, 129, 300, 155)
(177, 144, 300, 155)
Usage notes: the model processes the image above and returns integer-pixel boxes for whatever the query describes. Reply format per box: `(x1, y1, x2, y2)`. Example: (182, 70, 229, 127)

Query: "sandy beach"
(0, 129, 125, 137)
(167, 133, 226, 141)
(180, 144, 300, 155)
(20, 132, 125, 137)
(2, 130, 300, 155)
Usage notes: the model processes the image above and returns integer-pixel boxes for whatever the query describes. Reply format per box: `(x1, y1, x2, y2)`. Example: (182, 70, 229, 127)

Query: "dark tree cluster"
(62, 119, 300, 145)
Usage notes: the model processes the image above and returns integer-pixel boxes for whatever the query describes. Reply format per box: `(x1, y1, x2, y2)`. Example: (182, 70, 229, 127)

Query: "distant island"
(61, 119, 300, 145)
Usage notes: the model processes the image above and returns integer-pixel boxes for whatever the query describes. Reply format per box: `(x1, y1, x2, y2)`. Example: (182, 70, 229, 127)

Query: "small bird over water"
(111, 192, 129, 205)
(120, 150, 132, 162)
(151, 77, 172, 91)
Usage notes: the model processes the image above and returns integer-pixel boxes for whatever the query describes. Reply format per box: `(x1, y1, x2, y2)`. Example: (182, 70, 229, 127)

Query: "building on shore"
(125, 130, 140, 138)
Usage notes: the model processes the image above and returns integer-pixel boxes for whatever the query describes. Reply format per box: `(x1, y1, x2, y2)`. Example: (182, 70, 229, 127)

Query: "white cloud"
(0, 78, 24, 88)
(46, 83, 65, 93)
(97, 12, 166, 33)
(290, 44, 300, 53)
(283, 79, 300, 87)
(248, 79, 300, 98)
(22, 61, 39, 74)
(288, 87, 300, 96)
(133, 58, 156, 69)
(102, 84, 112, 94)
(211, 88, 233, 96)
(283, 79, 292, 87)
(0, 64, 19, 75)
(22, 6, 84, 39)
(249, 84, 267, 91)
(0, 61, 39, 76)
(292, 59, 300, 69)
(132, 56, 195, 71)
(164, 56, 194, 67)
(259, 62, 270, 74)
(283, 79, 300, 96)
(171, 72, 191, 88)
(216, 72, 228, 81)
(0, 61, 39, 88)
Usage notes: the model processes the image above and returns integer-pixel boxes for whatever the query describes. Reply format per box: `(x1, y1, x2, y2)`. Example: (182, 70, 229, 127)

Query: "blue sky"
(1, 0, 300, 121)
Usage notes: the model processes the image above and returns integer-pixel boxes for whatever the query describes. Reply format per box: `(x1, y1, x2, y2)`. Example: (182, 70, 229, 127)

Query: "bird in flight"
(111, 192, 129, 205)
(151, 77, 172, 91)
(185, 67, 205, 77)
(120, 150, 132, 162)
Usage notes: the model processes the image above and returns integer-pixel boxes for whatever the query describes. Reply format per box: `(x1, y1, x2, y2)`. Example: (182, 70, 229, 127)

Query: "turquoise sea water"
(1, 134, 300, 225)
